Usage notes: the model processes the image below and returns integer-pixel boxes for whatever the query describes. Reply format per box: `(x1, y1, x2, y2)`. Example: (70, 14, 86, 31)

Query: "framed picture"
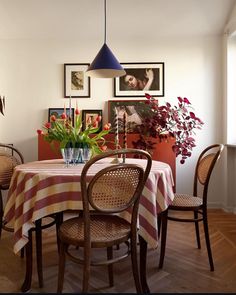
(48, 108, 75, 126)
(114, 62, 164, 97)
(108, 100, 151, 133)
(64, 63, 90, 98)
(82, 110, 103, 133)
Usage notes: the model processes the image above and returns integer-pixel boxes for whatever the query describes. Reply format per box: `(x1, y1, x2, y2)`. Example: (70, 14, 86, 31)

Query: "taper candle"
(123, 111, 127, 149)
(123, 111, 127, 163)
(69, 95, 72, 120)
(114, 108, 119, 149)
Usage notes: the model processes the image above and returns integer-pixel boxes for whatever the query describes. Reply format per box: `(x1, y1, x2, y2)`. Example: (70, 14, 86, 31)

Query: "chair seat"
(59, 215, 131, 247)
(170, 193, 203, 208)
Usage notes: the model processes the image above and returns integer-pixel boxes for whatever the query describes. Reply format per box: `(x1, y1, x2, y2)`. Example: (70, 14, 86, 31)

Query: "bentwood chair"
(57, 148, 152, 293)
(158, 144, 224, 271)
(0, 143, 24, 238)
(0, 143, 61, 289)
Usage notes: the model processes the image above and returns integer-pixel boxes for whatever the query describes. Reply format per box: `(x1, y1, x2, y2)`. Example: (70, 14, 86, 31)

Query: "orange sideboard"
(38, 133, 176, 186)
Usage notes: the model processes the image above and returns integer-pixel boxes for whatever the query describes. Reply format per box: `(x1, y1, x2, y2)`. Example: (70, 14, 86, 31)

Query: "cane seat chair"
(0, 143, 61, 288)
(158, 144, 224, 271)
(0, 143, 24, 237)
(57, 148, 152, 293)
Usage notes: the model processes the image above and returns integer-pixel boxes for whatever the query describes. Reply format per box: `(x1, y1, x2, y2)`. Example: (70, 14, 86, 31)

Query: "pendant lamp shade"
(86, 43, 126, 78)
(86, 0, 125, 78)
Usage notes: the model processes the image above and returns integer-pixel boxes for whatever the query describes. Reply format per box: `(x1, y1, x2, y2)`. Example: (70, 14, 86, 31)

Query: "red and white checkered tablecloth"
(4, 158, 175, 254)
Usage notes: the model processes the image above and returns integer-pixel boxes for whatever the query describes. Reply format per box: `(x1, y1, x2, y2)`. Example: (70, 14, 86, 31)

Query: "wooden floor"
(0, 209, 236, 293)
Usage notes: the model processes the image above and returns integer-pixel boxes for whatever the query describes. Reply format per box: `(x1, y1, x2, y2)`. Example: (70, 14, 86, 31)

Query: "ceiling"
(0, 0, 235, 40)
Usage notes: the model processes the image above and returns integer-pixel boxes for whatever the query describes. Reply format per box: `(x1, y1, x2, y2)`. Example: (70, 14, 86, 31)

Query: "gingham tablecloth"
(4, 158, 175, 254)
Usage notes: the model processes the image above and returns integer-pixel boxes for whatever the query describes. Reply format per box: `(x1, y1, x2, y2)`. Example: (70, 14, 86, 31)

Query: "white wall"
(222, 2, 236, 213)
(0, 36, 225, 205)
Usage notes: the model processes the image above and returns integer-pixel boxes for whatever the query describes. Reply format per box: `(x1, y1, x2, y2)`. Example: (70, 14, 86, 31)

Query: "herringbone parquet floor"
(0, 209, 236, 293)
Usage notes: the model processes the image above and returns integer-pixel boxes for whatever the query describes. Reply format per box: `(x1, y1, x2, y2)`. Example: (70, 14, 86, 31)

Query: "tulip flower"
(37, 129, 43, 135)
(104, 124, 110, 130)
(96, 115, 102, 122)
(50, 115, 57, 122)
(101, 145, 107, 151)
(45, 122, 51, 129)
(61, 113, 67, 119)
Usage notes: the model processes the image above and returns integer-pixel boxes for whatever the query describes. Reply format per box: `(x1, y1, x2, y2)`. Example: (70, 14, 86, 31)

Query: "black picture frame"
(64, 63, 90, 98)
(114, 62, 164, 97)
(108, 100, 151, 133)
(82, 109, 103, 133)
(48, 108, 75, 126)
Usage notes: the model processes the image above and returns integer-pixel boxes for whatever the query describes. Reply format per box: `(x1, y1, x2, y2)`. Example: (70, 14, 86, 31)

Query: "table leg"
(21, 229, 33, 292)
(139, 235, 150, 293)
(35, 219, 43, 288)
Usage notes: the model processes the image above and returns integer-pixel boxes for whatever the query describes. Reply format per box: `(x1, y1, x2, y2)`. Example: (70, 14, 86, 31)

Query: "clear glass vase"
(80, 146, 91, 163)
(61, 148, 72, 167)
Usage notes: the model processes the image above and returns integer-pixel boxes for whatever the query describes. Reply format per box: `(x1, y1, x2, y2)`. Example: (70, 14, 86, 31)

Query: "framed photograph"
(48, 108, 75, 126)
(114, 62, 164, 97)
(82, 110, 103, 133)
(108, 100, 151, 133)
(64, 63, 90, 98)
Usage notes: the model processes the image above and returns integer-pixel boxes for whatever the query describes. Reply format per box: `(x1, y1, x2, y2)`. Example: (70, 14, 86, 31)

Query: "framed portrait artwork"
(48, 108, 75, 126)
(108, 100, 151, 133)
(64, 63, 90, 98)
(114, 62, 164, 97)
(82, 109, 103, 133)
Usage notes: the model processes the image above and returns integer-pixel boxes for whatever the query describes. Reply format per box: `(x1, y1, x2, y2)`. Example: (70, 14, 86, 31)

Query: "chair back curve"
(0, 143, 24, 190)
(193, 144, 224, 203)
(80, 148, 152, 229)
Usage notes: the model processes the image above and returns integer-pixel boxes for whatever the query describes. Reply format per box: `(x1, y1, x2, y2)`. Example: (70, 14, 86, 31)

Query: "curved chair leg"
(159, 209, 168, 269)
(56, 212, 63, 253)
(57, 242, 66, 293)
(20, 247, 24, 258)
(21, 230, 33, 292)
(131, 234, 142, 293)
(35, 219, 43, 288)
(203, 210, 214, 271)
(139, 235, 150, 293)
(157, 213, 162, 239)
(107, 246, 114, 287)
(194, 210, 201, 249)
(82, 242, 91, 293)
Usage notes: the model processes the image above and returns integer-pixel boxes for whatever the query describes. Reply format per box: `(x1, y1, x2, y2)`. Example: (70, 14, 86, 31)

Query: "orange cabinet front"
(38, 134, 176, 186)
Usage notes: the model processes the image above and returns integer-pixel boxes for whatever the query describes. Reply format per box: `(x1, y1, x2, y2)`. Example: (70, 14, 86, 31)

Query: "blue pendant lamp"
(86, 0, 126, 78)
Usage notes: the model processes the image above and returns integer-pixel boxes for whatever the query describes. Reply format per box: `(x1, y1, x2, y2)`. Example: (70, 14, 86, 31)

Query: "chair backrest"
(0, 143, 24, 189)
(193, 144, 224, 203)
(80, 148, 152, 233)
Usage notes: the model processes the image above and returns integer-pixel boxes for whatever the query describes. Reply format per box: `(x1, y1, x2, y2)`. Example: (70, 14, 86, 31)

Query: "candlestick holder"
(122, 146, 127, 163)
(122, 111, 127, 163)
(111, 141, 120, 164)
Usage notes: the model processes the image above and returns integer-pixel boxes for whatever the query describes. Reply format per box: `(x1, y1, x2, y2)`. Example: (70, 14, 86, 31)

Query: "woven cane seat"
(59, 215, 131, 247)
(171, 193, 203, 208)
(0, 153, 19, 188)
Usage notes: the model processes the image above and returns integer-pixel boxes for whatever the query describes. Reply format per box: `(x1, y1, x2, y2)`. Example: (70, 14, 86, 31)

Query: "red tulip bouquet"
(37, 107, 111, 157)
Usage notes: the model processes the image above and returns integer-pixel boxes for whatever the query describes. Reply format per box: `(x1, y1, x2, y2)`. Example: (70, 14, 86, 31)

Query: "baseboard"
(207, 202, 223, 209)
(208, 202, 236, 214)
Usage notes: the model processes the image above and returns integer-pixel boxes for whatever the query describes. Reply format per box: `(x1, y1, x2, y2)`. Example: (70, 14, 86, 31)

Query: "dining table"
(3, 157, 175, 293)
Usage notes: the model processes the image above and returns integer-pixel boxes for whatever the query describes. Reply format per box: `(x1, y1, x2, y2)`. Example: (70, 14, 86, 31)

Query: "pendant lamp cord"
(104, 0, 106, 44)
